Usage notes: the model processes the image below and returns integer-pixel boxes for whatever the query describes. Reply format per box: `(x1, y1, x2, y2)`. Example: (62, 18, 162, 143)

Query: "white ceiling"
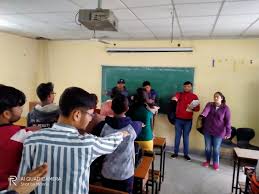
(0, 0, 259, 40)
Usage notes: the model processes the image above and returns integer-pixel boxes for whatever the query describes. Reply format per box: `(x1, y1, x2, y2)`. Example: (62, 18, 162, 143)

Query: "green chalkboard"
(102, 66, 195, 113)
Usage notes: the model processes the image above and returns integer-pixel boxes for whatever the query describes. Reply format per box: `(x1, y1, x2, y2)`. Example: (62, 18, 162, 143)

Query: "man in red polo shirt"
(171, 81, 200, 161)
(0, 85, 34, 190)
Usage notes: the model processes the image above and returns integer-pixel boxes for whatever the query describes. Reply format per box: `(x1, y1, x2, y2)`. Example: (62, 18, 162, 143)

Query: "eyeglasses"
(81, 110, 95, 118)
(51, 92, 56, 95)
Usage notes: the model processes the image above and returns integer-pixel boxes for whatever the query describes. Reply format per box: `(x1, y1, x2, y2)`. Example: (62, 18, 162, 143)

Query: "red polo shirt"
(0, 124, 31, 190)
(175, 92, 200, 120)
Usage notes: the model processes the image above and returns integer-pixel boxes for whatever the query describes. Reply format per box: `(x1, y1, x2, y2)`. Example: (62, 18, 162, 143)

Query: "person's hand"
(171, 97, 178, 101)
(188, 104, 194, 109)
(121, 131, 130, 137)
(186, 104, 193, 112)
(9, 163, 48, 194)
(224, 135, 231, 139)
(141, 123, 146, 127)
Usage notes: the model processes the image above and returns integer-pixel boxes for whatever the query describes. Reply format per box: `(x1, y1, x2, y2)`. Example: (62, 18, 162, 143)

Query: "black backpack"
(167, 100, 177, 125)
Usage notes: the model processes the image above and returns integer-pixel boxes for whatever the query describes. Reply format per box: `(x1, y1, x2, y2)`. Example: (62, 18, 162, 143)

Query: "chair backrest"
(236, 128, 255, 141)
(229, 126, 237, 140)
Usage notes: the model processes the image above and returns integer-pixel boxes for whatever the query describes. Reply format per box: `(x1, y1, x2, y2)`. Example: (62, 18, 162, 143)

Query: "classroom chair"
(241, 167, 259, 194)
(236, 128, 259, 150)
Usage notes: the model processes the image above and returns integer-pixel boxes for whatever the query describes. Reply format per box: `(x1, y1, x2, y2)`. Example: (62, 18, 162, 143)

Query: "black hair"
(89, 93, 98, 108)
(134, 88, 146, 105)
(111, 94, 129, 114)
(183, 81, 193, 86)
(126, 88, 147, 117)
(59, 87, 96, 117)
(36, 82, 54, 102)
(214, 91, 226, 104)
(142, 81, 151, 87)
(0, 85, 26, 114)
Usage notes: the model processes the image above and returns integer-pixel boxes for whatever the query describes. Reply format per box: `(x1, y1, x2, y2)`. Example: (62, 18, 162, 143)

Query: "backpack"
(196, 115, 205, 134)
(167, 100, 177, 125)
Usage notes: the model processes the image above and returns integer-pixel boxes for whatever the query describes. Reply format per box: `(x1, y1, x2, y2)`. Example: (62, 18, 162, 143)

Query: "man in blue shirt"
(18, 87, 129, 194)
(142, 81, 159, 106)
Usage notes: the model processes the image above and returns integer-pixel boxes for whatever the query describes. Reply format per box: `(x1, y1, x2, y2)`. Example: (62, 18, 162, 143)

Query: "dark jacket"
(93, 116, 142, 137)
(27, 104, 59, 128)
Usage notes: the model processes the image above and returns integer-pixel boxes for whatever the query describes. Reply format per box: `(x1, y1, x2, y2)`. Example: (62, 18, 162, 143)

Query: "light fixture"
(106, 47, 193, 53)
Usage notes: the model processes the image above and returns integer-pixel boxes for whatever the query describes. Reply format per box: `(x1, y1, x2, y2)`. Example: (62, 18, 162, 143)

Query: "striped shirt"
(17, 123, 124, 194)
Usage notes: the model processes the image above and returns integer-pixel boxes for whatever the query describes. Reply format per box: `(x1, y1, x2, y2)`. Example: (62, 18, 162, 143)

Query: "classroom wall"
(1, 31, 258, 151)
(46, 38, 259, 150)
(0, 32, 40, 116)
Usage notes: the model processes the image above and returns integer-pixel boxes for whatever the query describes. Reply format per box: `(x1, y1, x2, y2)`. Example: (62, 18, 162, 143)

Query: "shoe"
(213, 163, 219, 171)
(184, 155, 191, 161)
(171, 153, 178, 159)
(202, 161, 210, 168)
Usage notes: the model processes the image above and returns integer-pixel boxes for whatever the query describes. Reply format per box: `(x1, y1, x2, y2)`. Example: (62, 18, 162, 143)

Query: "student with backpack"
(94, 94, 142, 194)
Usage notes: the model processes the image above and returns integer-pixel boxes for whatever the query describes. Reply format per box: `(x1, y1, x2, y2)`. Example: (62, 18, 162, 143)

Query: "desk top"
(89, 184, 128, 194)
(153, 137, 166, 147)
(134, 156, 153, 179)
(234, 148, 259, 160)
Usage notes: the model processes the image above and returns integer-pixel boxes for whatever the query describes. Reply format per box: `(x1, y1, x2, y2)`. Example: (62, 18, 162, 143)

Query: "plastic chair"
(236, 128, 259, 150)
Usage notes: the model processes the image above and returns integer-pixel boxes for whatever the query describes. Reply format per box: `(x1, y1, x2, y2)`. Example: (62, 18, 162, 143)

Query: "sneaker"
(184, 155, 191, 161)
(202, 161, 210, 168)
(171, 153, 178, 159)
(213, 163, 219, 171)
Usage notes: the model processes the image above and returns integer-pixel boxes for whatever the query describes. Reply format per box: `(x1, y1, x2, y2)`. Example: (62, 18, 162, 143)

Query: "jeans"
(174, 118, 193, 155)
(204, 133, 223, 164)
(102, 176, 134, 194)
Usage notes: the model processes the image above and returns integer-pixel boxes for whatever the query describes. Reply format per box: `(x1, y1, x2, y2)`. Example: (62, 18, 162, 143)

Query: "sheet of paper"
(186, 100, 200, 112)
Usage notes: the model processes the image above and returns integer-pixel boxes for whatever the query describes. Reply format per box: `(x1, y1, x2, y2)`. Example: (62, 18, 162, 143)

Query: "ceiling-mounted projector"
(78, 9, 118, 31)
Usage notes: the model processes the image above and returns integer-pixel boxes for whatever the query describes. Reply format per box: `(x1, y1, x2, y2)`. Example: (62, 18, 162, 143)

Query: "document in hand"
(186, 100, 200, 112)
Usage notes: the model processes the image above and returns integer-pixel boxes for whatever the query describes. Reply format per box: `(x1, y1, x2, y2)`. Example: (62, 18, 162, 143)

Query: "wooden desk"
(153, 136, 166, 191)
(89, 184, 128, 194)
(134, 156, 153, 194)
(232, 148, 259, 194)
(14, 117, 27, 127)
(29, 101, 40, 112)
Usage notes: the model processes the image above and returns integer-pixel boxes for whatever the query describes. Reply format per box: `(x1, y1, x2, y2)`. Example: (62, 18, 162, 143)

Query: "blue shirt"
(17, 123, 123, 194)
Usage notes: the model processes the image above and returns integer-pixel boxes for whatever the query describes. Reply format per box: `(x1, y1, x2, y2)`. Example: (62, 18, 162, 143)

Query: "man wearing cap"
(110, 79, 129, 98)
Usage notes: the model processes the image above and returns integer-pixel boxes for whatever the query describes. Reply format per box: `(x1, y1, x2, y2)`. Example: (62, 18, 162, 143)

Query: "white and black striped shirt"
(18, 123, 123, 194)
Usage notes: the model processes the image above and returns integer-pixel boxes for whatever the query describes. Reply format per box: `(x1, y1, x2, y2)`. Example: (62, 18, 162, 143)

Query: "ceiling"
(0, 0, 259, 40)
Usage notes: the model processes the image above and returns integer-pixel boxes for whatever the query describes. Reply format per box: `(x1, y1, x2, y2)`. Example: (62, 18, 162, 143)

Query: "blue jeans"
(103, 176, 134, 194)
(204, 133, 223, 164)
(174, 118, 192, 155)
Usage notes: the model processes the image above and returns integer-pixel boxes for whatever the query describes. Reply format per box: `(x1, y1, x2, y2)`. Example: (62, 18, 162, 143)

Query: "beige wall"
(1, 32, 258, 150)
(46, 39, 259, 150)
(0, 32, 40, 115)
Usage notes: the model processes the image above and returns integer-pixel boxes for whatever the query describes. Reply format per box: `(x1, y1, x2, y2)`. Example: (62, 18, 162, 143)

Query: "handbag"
(196, 115, 205, 134)
(167, 93, 182, 125)
(167, 100, 177, 125)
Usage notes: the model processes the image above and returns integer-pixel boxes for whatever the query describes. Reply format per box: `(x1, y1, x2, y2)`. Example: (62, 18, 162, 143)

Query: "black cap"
(117, 79, 125, 84)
